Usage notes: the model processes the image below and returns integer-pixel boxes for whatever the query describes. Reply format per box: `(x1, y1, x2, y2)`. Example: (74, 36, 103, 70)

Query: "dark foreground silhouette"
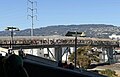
(0, 54, 29, 77)
(0, 55, 107, 77)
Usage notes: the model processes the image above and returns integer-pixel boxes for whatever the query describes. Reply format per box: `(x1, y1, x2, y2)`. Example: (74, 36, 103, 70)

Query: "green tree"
(68, 46, 100, 69)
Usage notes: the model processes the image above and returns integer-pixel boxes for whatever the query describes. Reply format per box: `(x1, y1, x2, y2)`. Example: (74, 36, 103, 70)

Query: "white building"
(109, 34, 120, 40)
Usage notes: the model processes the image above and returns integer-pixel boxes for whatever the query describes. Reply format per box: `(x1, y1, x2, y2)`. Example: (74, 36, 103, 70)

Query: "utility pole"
(27, 0, 37, 36)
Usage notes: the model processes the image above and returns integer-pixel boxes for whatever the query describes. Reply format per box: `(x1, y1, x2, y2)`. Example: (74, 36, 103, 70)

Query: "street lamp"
(5, 27, 20, 53)
(65, 31, 85, 67)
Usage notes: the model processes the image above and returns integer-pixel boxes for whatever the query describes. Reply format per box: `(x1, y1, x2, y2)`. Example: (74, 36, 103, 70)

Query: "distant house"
(109, 34, 120, 40)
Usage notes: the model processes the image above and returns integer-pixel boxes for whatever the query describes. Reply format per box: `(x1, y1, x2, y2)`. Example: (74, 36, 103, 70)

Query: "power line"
(27, 0, 37, 36)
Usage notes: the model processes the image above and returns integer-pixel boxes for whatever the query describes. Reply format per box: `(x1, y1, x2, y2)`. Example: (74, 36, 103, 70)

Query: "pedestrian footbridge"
(0, 36, 119, 49)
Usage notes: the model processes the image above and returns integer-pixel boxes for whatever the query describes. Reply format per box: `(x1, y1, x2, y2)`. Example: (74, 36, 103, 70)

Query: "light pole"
(74, 31, 77, 67)
(5, 27, 20, 53)
(65, 31, 85, 67)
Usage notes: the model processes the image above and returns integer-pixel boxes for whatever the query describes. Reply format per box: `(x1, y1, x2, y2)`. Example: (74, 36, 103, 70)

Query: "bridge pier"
(62, 47, 72, 62)
(101, 48, 107, 63)
(99, 47, 114, 64)
(106, 47, 114, 64)
(46, 48, 55, 60)
(55, 46, 62, 62)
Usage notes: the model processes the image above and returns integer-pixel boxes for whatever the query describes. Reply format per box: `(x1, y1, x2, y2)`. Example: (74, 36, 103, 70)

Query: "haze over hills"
(0, 24, 120, 38)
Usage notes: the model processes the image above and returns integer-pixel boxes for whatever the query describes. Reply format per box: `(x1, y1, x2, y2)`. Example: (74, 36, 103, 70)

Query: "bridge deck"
(0, 36, 118, 49)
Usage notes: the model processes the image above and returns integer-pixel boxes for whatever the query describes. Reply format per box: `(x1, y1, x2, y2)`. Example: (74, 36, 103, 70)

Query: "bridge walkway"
(0, 36, 119, 49)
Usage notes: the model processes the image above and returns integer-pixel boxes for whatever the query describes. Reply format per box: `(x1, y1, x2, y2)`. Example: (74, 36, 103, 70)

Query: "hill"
(0, 24, 120, 38)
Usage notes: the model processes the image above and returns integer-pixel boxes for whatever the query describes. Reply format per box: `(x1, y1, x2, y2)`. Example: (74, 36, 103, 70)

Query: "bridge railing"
(0, 36, 119, 47)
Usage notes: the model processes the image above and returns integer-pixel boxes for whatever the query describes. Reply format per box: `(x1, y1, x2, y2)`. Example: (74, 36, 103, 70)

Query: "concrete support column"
(106, 47, 114, 64)
(102, 48, 106, 62)
(55, 46, 62, 62)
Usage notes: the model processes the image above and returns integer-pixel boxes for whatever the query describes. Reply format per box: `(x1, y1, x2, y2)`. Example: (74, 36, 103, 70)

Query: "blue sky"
(0, 0, 120, 31)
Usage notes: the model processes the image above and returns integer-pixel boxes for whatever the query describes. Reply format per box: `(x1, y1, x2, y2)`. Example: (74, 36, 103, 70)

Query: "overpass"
(0, 36, 118, 77)
(0, 36, 118, 48)
(0, 36, 119, 63)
